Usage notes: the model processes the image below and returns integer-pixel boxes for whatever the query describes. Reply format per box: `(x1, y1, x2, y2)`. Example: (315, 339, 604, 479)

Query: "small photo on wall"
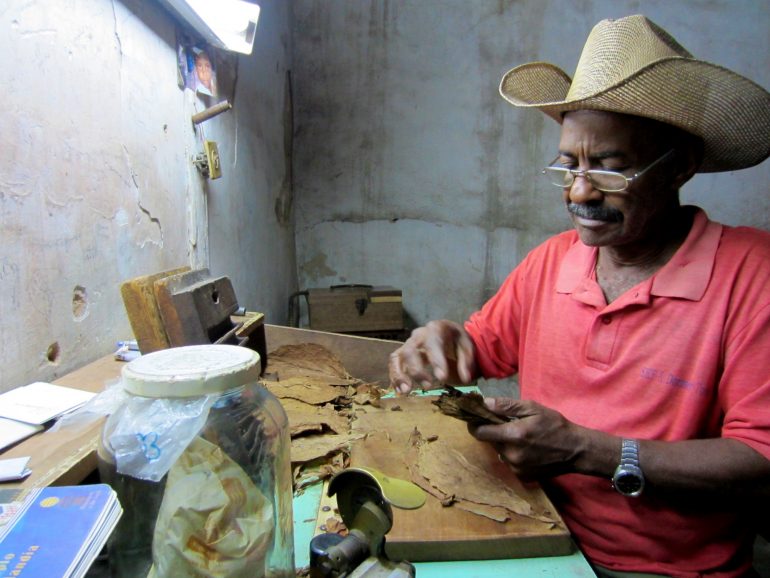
(178, 41, 218, 98)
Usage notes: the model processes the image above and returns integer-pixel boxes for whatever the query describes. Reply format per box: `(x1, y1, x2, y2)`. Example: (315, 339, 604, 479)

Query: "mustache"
(567, 203, 623, 223)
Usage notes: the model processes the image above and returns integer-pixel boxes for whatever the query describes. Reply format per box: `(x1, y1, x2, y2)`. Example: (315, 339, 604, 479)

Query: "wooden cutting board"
(336, 396, 573, 562)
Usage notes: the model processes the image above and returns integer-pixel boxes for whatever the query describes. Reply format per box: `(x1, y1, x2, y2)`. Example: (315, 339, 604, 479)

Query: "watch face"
(614, 471, 643, 496)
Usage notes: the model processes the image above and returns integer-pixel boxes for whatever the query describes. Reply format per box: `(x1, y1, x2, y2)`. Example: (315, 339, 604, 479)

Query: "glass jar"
(97, 344, 294, 577)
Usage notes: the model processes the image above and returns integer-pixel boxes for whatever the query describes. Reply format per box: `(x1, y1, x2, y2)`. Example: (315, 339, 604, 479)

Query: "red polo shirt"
(465, 207, 770, 577)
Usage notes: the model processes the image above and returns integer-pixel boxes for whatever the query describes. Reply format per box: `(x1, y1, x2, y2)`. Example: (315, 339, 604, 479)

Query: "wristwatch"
(612, 438, 645, 497)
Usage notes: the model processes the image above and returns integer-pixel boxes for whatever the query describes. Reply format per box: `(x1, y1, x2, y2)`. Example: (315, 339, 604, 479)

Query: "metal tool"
(309, 467, 426, 578)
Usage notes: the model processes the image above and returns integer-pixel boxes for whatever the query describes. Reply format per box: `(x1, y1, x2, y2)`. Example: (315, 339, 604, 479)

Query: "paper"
(148, 437, 273, 577)
(0, 418, 43, 452)
(0, 457, 31, 483)
(0, 382, 96, 425)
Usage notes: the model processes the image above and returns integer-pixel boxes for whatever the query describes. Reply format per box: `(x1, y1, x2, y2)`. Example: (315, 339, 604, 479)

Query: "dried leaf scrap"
(266, 343, 355, 382)
(279, 398, 349, 436)
(406, 429, 557, 526)
(290, 432, 366, 464)
(264, 377, 347, 405)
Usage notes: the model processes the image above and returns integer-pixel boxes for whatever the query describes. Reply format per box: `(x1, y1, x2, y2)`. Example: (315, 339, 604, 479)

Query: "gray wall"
(0, 0, 296, 391)
(2, 0, 768, 392)
(292, 0, 770, 328)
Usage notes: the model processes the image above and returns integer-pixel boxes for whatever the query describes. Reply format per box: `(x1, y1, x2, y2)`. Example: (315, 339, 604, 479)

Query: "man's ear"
(672, 139, 704, 189)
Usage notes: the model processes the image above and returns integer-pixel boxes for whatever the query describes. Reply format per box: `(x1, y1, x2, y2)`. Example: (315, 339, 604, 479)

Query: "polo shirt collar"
(556, 207, 722, 302)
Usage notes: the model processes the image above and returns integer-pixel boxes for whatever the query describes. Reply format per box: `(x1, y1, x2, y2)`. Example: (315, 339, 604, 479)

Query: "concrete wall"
(291, 0, 770, 329)
(2, 0, 767, 392)
(0, 0, 296, 391)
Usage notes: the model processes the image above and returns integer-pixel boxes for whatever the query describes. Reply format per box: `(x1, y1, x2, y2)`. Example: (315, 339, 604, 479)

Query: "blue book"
(0, 484, 122, 578)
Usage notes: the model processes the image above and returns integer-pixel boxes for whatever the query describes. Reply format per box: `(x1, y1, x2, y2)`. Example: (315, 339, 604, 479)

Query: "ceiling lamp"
(162, 0, 260, 55)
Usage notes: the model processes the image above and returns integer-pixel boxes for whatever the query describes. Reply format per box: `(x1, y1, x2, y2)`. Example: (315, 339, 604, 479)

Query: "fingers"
(469, 418, 521, 444)
(421, 320, 477, 385)
(483, 397, 529, 417)
(484, 397, 543, 418)
(494, 444, 536, 480)
(388, 347, 434, 394)
(452, 330, 477, 384)
(469, 398, 538, 443)
(421, 328, 449, 382)
(388, 353, 410, 394)
(387, 320, 476, 394)
(470, 401, 579, 479)
(388, 331, 438, 394)
(388, 348, 412, 394)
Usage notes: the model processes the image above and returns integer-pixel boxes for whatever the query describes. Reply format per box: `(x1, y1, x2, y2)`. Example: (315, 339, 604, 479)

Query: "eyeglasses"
(542, 149, 675, 193)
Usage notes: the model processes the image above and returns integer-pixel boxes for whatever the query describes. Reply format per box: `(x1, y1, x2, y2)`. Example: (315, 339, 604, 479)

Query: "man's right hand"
(388, 320, 477, 395)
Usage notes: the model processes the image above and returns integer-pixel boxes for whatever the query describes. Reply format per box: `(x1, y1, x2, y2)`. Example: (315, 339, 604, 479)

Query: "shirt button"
(601, 316, 612, 325)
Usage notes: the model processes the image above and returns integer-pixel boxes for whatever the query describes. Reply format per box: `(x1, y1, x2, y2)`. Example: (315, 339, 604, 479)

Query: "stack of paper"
(0, 421, 42, 456)
(0, 457, 32, 483)
(0, 382, 96, 452)
(0, 484, 122, 578)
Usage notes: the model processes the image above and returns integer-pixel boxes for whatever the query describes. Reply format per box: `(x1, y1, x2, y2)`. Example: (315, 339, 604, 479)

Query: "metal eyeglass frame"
(542, 149, 676, 193)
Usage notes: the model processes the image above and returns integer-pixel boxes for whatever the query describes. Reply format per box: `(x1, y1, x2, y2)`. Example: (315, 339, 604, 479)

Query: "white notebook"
(0, 419, 43, 452)
(0, 382, 95, 426)
(0, 456, 32, 481)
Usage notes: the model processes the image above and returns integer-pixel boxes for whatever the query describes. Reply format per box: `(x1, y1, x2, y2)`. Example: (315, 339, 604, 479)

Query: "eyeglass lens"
(543, 167, 628, 192)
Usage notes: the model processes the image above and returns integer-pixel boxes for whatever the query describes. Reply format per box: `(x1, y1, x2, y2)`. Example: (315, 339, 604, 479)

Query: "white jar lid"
(121, 345, 261, 398)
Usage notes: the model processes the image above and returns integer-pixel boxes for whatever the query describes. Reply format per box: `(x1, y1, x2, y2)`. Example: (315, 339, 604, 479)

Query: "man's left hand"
(468, 397, 587, 480)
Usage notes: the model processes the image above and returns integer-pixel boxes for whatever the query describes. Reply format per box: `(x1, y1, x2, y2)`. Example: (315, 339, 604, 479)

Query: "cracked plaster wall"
(0, 0, 295, 391)
(292, 0, 770, 327)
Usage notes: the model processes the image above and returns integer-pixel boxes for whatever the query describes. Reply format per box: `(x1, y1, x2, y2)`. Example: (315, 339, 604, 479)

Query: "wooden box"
(307, 285, 403, 333)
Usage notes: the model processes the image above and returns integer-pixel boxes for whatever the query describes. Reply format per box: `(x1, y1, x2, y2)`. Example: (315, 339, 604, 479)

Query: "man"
(389, 15, 770, 578)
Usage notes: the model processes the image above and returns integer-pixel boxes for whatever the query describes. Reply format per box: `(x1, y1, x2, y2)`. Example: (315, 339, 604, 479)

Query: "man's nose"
(567, 173, 603, 204)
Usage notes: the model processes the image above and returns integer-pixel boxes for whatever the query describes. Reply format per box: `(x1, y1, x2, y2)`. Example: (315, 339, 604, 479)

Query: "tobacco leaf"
(323, 516, 348, 535)
(278, 398, 350, 437)
(406, 428, 557, 525)
(290, 432, 366, 464)
(264, 377, 347, 405)
(406, 428, 455, 506)
(293, 453, 349, 493)
(431, 386, 507, 425)
(348, 382, 384, 407)
(262, 343, 364, 493)
(264, 343, 356, 383)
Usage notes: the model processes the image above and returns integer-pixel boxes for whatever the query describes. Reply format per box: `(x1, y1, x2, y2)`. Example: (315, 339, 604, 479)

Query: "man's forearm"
(574, 427, 770, 497)
(641, 437, 770, 497)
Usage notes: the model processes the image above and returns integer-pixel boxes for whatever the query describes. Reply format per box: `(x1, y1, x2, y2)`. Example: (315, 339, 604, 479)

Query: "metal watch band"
(612, 437, 645, 497)
(620, 438, 640, 467)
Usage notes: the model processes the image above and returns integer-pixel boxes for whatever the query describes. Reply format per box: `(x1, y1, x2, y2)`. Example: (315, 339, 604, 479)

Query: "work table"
(0, 324, 595, 577)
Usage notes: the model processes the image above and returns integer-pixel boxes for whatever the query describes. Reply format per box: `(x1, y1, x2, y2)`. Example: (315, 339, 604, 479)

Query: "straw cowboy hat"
(499, 15, 770, 172)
